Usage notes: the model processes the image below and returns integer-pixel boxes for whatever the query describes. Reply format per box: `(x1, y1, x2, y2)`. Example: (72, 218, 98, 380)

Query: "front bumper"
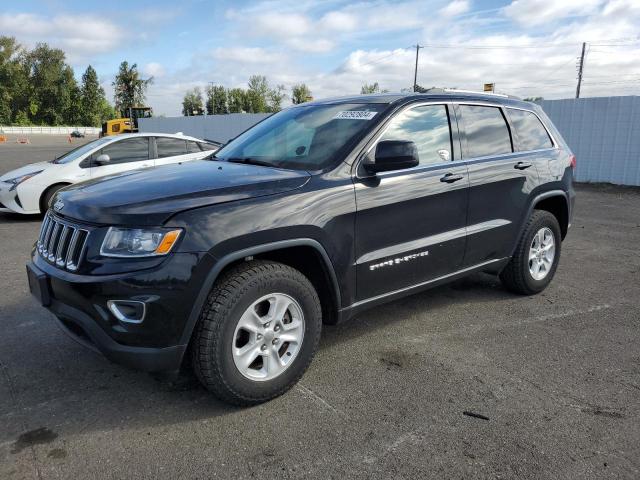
(28, 250, 216, 372)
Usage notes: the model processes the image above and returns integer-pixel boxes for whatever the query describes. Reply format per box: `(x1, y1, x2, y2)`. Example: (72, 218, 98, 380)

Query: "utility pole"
(576, 42, 586, 99)
(413, 44, 424, 92)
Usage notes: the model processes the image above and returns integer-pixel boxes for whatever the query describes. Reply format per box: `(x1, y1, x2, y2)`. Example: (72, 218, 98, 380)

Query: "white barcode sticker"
(333, 111, 378, 120)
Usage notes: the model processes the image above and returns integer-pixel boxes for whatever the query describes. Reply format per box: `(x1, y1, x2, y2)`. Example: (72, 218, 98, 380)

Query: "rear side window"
(199, 142, 218, 151)
(187, 141, 202, 153)
(157, 137, 187, 158)
(507, 108, 553, 151)
(460, 105, 512, 158)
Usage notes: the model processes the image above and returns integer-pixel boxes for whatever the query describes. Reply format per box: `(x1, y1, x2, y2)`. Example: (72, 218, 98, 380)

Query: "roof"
(306, 89, 531, 109)
(117, 132, 205, 142)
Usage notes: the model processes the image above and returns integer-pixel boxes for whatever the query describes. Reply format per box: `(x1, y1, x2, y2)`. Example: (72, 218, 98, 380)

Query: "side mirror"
(94, 154, 111, 165)
(364, 140, 420, 173)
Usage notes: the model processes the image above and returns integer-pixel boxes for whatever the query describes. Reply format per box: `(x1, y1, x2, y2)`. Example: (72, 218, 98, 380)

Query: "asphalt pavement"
(0, 136, 639, 479)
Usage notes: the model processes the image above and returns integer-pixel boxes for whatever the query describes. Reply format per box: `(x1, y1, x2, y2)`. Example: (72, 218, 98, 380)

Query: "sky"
(2, 0, 640, 116)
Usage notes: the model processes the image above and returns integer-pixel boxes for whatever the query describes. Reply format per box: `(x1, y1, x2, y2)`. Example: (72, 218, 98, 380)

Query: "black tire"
(191, 260, 322, 406)
(500, 210, 562, 295)
(40, 184, 68, 214)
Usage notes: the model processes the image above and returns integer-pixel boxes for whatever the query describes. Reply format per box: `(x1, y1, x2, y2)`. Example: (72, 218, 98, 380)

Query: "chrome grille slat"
(36, 212, 90, 271)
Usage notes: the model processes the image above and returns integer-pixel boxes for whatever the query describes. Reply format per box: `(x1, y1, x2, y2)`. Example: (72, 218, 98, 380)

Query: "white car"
(0, 133, 219, 215)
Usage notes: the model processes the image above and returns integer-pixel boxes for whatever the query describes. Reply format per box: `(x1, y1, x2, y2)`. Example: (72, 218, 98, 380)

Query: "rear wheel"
(191, 260, 322, 405)
(500, 210, 562, 295)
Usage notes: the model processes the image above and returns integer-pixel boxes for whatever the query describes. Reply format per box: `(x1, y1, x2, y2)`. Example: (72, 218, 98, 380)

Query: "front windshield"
(53, 137, 113, 164)
(214, 103, 388, 170)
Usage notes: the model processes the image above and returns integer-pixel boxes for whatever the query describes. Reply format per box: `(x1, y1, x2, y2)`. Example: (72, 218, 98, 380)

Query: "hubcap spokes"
(232, 293, 305, 381)
(528, 227, 555, 281)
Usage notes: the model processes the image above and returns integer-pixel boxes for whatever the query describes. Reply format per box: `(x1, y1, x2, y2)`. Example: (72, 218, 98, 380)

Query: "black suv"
(27, 91, 575, 405)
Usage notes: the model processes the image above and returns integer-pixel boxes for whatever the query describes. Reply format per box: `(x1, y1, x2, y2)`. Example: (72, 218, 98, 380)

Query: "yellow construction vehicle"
(101, 107, 153, 136)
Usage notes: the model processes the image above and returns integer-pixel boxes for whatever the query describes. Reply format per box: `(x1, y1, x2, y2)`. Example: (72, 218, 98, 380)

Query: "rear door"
(354, 103, 469, 300)
(89, 137, 152, 179)
(458, 103, 540, 266)
(154, 137, 210, 167)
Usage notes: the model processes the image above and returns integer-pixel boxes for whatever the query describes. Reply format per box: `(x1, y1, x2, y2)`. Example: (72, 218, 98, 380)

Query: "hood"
(54, 160, 311, 225)
(0, 161, 55, 182)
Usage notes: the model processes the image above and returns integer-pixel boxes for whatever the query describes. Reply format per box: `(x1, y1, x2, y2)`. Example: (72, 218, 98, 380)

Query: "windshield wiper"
(226, 157, 274, 168)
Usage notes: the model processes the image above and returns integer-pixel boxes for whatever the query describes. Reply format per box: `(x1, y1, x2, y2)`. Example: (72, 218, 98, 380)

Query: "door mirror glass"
(95, 154, 111, 165)
(365, 140, 419, 173)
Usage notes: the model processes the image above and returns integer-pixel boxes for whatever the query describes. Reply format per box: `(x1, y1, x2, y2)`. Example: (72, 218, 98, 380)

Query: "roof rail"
(443, 88, 509, 98)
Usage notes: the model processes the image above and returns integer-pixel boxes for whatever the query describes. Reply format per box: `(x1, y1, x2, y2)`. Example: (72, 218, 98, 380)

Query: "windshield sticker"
(333, 111, 378, 120)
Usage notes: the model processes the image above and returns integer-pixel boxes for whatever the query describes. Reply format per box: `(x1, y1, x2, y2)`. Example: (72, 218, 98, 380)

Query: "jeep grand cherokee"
(27, 90, 575, 405)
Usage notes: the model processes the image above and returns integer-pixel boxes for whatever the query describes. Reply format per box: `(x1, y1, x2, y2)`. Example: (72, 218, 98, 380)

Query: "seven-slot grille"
(36, 213, 89, 271)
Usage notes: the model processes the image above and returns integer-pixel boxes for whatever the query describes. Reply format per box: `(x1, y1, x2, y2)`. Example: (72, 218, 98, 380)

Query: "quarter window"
(507, 108, 553, 151)
(460, 105, 512, 158)
(379, 105, 452, 166)
(96, 137, 149, 164)
(156, 137, 187, 158)
(187, 141, 202, 153)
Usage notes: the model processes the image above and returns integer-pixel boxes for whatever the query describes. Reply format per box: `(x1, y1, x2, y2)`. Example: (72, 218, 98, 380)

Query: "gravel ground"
(0, 136, 639, 479)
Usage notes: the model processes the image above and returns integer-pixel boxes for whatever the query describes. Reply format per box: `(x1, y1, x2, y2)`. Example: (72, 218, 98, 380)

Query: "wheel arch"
(39, 182, 72, 213)
(179, 239, 342, 348)
(531, 190, 570, 239)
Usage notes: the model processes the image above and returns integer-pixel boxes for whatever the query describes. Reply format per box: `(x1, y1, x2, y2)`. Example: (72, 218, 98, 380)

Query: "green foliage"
(246, 75, 270, 113)
(291, 83, 312, 104)
(113, 61, 153, 113)
(361, 82, 380, 94)
(0, 36, 118, 126)
(206, 85, 229, 114)
(523, 97, 544, 102)
(227, 88, 246, 113)
(182, 87, 204, 116)
(268, 84, 287, 112)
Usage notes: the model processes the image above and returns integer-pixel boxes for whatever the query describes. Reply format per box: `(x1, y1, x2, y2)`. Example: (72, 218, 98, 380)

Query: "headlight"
(100, 227, 182, 258)
(4, 170, 43, 191)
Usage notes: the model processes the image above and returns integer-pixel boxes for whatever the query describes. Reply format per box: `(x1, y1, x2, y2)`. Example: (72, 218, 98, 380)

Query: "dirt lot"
(1, 136, 639, 479)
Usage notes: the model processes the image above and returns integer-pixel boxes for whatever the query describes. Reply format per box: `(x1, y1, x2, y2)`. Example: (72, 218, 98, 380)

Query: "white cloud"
(143, 62, 165, 78)
(439, 0, 471, 17)
(0, 13, 123, 60)
(504, 0, 605, 26)
(319, 11, 357, 31)
(212, 47, 288, 64)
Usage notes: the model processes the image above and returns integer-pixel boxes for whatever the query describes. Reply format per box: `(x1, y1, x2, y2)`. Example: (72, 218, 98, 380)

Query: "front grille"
(36, 213, 89, 271)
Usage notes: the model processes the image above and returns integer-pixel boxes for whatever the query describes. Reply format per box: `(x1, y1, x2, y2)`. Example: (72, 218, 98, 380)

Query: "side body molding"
(178, 238, 342, 346)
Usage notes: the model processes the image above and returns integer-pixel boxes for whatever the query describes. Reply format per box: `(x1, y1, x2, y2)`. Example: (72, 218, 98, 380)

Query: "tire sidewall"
(521, 213, 562, 293)
(214, 270, 321, 400)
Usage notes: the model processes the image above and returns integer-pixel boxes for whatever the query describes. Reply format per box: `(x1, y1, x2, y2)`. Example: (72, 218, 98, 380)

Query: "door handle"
(440, 173, 464, 183)
(514, 161, 532, 170)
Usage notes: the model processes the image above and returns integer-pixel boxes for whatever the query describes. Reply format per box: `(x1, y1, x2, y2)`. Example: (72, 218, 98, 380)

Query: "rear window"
(460, 105, 512, 158)
(507, 108, 553, 151)
(157, 137, 187, 158)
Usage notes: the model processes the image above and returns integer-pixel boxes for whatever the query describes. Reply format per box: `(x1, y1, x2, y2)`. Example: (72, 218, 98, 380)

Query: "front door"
(354, 103, 469, 301)
(89, 136, 152, 179)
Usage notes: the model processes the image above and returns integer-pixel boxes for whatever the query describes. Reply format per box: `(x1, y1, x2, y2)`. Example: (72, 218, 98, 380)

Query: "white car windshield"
(52, 137, 114, 164)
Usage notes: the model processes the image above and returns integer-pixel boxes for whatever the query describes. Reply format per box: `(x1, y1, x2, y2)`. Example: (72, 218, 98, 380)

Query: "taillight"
(569, 154, 577, 170)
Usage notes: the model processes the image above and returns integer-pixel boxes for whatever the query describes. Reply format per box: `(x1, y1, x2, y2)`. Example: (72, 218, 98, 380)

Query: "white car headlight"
(100, 227, 182, 258)
(4, 170, 43, 191)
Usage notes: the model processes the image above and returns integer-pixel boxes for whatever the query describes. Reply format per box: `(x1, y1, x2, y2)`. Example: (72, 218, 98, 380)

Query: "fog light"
(107, 300, 146, 324)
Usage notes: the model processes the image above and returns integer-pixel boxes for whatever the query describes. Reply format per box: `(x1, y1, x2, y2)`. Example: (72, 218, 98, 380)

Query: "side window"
(157, 137, 187, 158)
(506, 108, 553, 151)
(187, 141, 202, 153)
(97, 137, 149, 164)
(199, 142, 218, 151)
(460, 105, 512, 158)
(379, 104, 452, 166)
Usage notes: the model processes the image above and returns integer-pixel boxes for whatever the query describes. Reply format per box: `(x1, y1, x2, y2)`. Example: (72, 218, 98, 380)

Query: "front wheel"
(500, 210, 562, 295)
(191, 261, 322, 405)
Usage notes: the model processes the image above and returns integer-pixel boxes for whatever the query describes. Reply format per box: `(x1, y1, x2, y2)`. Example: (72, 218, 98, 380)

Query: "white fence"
(538, 96, 640, 186)
(0, 126, 101, 135)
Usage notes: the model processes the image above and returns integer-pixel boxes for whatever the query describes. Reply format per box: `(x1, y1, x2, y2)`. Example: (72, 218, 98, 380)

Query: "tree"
(523, 97, 544, 102)
(0, 36, 27, 124)
(268, 84, 287, 112)
(291, 83, 312, 104)
(113, 61, 153, 114)
(246, 75, 270, 113)
(212, 85, 228, 114)
(79, 65, 109, 126)
(227, 88, 246, 113)
(182, 87, 204, 116)
(360, 82, 387, 94)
